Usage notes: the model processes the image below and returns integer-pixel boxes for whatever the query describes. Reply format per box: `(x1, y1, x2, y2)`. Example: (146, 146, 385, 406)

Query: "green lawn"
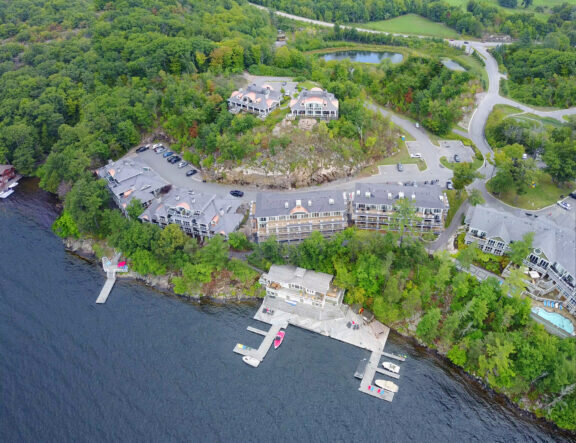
(445, 189, 468, 227)
(356, 14, 461, 39)
(440, 156, 483, 171)
(442, 0, 564, 17)
(487, 174, 574, 210)
(378, 140, 427, 171)
(297, 80, 319, 90)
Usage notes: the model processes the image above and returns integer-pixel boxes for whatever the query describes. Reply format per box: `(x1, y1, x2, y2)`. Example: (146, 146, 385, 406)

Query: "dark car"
(454, 154, 461, 163)
(230, 190, 244, 198)
(397, 163, 403, 172)
(186, 169, 198, 177)
(169, 156, 181, 163)
(570, 192, 576, 200)
(163, 151, 174, 158)
(136, 145, 149, 153)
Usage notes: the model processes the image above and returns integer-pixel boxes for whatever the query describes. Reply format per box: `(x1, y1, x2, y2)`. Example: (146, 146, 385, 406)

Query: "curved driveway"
(142, 4, 575, 237)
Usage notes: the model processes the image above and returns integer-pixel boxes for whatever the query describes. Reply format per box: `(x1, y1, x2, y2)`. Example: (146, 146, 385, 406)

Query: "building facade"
(250, 191, 349, 243)
(289, 88, 339, 120)
(465, 206, 576, 314)
(140, 187, 244, 239)
(259, 265, 345, 308)
(228, 83, 282, 118)
(351, 183, 449, 235)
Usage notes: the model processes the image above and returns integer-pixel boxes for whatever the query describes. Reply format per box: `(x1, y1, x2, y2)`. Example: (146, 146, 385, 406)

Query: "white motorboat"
(8, 182, 18, 189)
(242, 355, 260, 368)
(382, 361, 400, 374)
(375, 379, 398, 393)
(0, 189, 14, 199)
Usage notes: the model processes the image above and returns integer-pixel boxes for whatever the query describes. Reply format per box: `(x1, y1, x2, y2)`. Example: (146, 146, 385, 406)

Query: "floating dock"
(95, 253, 128, 304)
(235, 295, 406, 402)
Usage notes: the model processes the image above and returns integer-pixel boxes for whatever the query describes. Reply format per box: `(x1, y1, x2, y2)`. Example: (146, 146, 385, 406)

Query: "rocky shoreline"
(62, 237, 261, 303)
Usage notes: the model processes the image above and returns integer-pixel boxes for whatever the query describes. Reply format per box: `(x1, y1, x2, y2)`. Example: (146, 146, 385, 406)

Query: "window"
(487, 239, 495, 246)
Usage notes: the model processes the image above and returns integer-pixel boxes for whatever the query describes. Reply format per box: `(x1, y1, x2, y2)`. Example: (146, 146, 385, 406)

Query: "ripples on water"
(0, 181, 571, 442)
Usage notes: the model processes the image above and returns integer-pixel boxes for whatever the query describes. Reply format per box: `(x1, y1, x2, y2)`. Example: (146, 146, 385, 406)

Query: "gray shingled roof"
(465, 206, 575, 277)
(289, 88, 339, 112)
(140, 187, 243, 236)
(228, 83, 282, 111)
(265, 265, 334, 294)
(353, 183, 449, 210)
(254, 190, 348, 217)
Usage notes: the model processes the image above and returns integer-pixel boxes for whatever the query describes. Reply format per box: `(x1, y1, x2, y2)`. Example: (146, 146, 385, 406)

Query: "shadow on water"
(0, 181, 573, 442)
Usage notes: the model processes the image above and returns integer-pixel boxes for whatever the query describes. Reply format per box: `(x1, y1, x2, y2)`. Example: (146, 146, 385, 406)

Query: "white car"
(410, 153, 422, 158)
(557, 201, 572, 211)
(178, 161, 189, 168)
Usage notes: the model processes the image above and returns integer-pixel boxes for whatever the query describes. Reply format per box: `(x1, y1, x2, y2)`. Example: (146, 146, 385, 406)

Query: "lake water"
(321, 51, 403, 64)
(442, 59, 466, 71)
(0, 181, 571, 442)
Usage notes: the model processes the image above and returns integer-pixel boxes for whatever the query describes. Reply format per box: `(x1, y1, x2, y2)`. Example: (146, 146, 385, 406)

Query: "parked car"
(186, 169, 198, 177)
(155, 146, 166, 154)
(446, 180, 453, 190)
(410, 153, 422, 158)
(178, 161, 189, 168)
(557, 200, 572, 211)
(169, 156, 181, 163)
(136, 145, 149, 153)
(230, 190, 244, 197)
(453, 154, 461, 163)
(522, 153, 528, 159)
(397, 163, 403, 172)
(569, 192, 576, 200)
(163, 151, 174, 158)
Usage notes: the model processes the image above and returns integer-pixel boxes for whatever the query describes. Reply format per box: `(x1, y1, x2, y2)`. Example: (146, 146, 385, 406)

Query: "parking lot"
(438, 140, 475, 163)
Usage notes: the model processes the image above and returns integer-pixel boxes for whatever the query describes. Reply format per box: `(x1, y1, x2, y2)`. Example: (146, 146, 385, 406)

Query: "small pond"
(321, 51, 403, 64)
(442, 59, 466, 71)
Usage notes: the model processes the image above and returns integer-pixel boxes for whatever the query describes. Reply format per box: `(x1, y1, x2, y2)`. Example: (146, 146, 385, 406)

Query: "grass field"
(442, 0, 567, 17)
(487, 174, 574, 210)
(357, 14, 461, 39)
(494, 105, 566, 130)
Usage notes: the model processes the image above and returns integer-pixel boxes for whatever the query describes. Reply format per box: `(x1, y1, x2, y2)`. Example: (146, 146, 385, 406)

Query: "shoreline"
(64, 234, 575, 437)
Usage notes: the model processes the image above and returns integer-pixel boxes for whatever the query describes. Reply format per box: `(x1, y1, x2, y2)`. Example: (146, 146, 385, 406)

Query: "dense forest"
(251, 0, 572, 39)
(247, 230, 576, 430)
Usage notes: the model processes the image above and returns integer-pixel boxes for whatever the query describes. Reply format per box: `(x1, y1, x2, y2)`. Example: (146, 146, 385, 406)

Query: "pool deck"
(234, 296, 406, 401)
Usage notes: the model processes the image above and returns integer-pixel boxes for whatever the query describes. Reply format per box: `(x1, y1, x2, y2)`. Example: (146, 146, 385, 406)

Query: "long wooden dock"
(96, 272, 116, 304)
(382, 351, 406, 362)
(358, 347, 394, 402)
(375, 367, 400, 379)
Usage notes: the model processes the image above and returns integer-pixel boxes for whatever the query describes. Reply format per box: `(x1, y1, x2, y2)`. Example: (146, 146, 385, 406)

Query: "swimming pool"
(531, 307, 575, 335)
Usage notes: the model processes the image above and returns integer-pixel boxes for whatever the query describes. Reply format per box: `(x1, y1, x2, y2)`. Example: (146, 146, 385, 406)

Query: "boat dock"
(95, 253, 128, 304)
(233, 322, 288, 363)
(235, 296, 406, 402)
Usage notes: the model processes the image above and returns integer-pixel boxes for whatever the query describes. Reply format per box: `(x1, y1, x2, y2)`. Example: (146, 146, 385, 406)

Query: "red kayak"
(273, 331, 285, 349)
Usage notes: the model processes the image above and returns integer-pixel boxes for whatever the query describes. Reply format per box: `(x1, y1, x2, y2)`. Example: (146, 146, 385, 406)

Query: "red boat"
(273, 331, 285, 349)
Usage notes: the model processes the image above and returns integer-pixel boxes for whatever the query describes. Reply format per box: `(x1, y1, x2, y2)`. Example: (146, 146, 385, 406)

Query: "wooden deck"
(233, 322, 288, 363)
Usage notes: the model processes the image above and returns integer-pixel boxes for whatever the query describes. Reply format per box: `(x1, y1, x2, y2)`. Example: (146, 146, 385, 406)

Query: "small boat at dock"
(274, 330, 285, 349)
(8, 182, 18, 189)
(242, 356, 260, 367)
(375, 379, 398, 393)
(0, 189, 14, 199)
(382, 362, 400, 373)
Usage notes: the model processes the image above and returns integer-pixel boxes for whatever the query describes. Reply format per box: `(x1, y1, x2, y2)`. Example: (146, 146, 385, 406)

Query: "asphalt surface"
(137, 5, 576, 245)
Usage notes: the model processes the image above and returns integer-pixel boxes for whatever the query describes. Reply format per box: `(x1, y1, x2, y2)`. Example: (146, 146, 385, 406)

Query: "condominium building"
(97, 156, 169, 214)
(289, 88, 339, 120)
(351, 183, 449, 235)
(140, 187, 244, 239)
(250, 191, 349, 243)
(228, 83, 283, 118)
(259, 265, 345, 308)
(465, 206, 576, 314)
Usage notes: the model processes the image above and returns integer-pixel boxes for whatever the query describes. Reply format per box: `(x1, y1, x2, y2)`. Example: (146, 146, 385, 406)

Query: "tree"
(498, 0, 518, 8)
(126, 199, 144, 220)
(543, 140, 576, 184)
(509, 232, 534, 266)
(468, 189, 485, 206)
(52, 210, 80, 238)
(457, 242, 477, 270)
(390, 198, 418, 246)
(199, 235, 229, 270)
(521, 0, 533, 7)
(64, 178, 109, 233)
(416, 308, 442, 344)
(452, 163, 484, 191)
(228, 232, 251, 251)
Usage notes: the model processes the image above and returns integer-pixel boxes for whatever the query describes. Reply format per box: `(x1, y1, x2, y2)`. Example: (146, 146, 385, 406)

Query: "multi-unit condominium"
(289, 87, 339, 120)
(465, 206, 576, 314)
(97, 156, 169, 213)
(259, 264, 345, 308)
(139, 187, 244, 239)
(250, 190, 349, 243)
(351, 183, 449, 235)
(228, 83, 283, 118)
